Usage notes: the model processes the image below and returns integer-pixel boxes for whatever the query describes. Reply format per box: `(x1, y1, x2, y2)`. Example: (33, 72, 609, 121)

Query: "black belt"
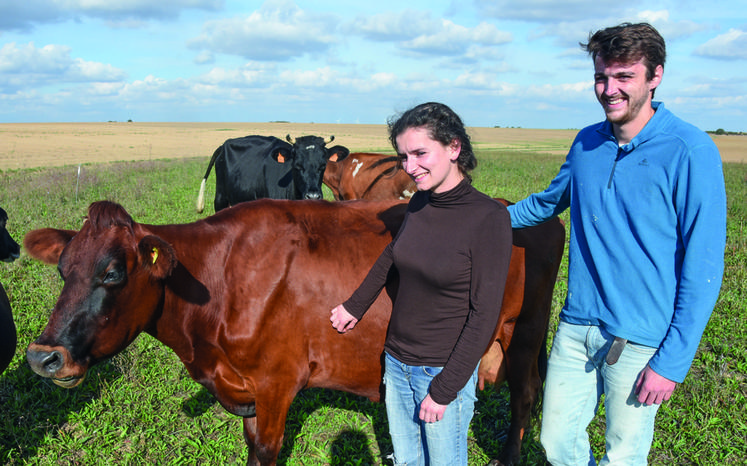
(605, 337, 628, 365)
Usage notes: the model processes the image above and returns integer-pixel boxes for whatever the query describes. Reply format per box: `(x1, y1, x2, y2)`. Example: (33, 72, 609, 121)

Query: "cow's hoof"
(485, 460, 504, 466)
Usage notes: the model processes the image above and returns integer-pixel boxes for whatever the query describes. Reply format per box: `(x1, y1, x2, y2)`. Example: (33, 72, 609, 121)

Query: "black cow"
(196, 134, 350, 213)
(1, 207, 20, 374)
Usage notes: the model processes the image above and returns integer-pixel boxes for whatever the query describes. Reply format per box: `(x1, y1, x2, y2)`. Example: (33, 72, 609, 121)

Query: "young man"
(505, 23, 726, 465)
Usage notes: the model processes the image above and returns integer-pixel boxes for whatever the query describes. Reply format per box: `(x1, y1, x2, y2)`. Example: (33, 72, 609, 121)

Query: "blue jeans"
(383, 352, 478, 466)
(541, 322, 661, 466)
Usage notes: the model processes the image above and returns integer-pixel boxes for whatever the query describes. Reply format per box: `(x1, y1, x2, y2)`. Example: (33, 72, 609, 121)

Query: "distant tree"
(715, 128, 726, 135)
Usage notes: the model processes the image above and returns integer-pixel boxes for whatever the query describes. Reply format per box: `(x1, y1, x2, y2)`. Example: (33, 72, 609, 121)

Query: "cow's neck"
(140, 224, 224, 363)
(138, 223, 259, 414)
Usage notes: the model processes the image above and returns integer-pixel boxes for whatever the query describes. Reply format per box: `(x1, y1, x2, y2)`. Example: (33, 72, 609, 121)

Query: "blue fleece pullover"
(508, 102, 726, 383)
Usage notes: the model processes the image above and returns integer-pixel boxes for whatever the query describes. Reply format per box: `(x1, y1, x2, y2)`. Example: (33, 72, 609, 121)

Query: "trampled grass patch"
(0, 153, 744, 465)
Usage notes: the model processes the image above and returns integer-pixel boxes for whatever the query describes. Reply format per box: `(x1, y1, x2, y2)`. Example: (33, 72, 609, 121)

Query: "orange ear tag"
(151, 247, 159, 264)
(277, 152, 286, 163)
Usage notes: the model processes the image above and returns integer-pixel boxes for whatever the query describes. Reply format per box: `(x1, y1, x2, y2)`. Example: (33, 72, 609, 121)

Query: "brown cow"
(323, 152, 416, 200)
(24, 200, 564, 466)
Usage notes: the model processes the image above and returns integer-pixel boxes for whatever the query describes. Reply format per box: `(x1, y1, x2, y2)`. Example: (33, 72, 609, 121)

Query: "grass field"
(0, 122, 744, 171)
(0, 139, 745, 464)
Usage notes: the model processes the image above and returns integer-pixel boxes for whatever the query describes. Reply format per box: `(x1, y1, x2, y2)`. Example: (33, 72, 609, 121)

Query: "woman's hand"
(419, 393, 447, 423)
(330, 304, 358, 333)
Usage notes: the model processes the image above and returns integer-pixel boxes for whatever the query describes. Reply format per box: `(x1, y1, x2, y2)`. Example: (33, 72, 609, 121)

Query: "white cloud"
(671, 93, 746, 111)
(0, 42, 126, 91)
(116, 75, 196, 104)
(69, 59, 126, 81)
(0, 0, 222, 31)
(87, 82, 126, 97)
(675, 76, 747, 98)
(474, 0, 640, 23)
(193, 51, 215, 65)
(401, 20, 512, 56)
(345, 11, 512, 57)
(368, 72, 399, 88)
(0, 0, 743, 131)
(636, 10, 669, 23)
(345, 10, 440, 41)
(0, 1, 64, 32)
(198, 65, 272, 87)
(694, 28, 747, 60)
(526, 8, 708, 47)
(188, 0, 337, 61)
(280, 66, 337, 87)
(453, 72, 512, 90)
(525, 81, 591, 98)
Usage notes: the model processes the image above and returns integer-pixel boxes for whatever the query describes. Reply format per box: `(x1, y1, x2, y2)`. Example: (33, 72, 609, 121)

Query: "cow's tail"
(196, 146, 222, 213)
(538, 325, 549, 383)
(196, 179, 207, 213)
(532, 324, 550, 420)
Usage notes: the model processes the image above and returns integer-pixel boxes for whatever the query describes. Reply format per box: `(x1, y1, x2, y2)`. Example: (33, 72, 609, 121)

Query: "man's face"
(594, 56, 662, 129)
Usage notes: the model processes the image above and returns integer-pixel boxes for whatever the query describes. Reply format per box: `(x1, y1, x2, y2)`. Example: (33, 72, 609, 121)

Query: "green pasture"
(0, 150, 744, 465)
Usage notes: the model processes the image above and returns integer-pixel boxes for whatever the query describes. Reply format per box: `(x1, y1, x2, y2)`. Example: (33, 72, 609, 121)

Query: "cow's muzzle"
(26, 343, 86, 388)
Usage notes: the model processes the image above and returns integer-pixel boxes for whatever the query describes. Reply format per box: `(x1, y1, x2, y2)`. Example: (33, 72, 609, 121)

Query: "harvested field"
(0, 122, 743, 171)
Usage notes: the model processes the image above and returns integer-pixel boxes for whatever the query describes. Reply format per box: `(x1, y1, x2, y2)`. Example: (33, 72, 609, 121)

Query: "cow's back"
(214, 136, 294, 206)
(324, 153, 415, 201)
(169, 199, 408, 403)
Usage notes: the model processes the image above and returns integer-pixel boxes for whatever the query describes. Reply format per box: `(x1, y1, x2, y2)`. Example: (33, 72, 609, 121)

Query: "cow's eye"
(102, 268, 124, 285)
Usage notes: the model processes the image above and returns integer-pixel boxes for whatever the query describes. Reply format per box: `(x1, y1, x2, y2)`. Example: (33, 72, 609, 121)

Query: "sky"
(0, 0, 745, 131)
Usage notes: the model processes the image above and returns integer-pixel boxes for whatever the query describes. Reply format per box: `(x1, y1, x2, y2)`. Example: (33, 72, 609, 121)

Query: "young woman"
(330, 102, 512, 465)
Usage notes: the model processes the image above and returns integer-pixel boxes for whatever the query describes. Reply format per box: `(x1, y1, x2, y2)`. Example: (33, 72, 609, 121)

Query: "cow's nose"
(304, 192, 322, 200)
(27, 347, 65, 377)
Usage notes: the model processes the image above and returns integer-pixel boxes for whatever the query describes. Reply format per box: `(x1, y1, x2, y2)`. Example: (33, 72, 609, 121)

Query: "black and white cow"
(0, 207, 20, 374)
(196, 134, 349, 213)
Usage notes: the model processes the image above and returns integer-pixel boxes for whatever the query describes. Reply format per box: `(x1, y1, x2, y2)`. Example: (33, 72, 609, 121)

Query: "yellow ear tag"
(151, 247, 159, 264)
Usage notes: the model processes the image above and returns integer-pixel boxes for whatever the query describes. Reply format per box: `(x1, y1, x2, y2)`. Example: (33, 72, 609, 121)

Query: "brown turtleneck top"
(344, 179, 512, 404)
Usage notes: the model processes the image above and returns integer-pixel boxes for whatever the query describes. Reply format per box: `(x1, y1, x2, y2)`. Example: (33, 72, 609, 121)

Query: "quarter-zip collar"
(598, 102, 668, 189)
(597, 101, 666, 149)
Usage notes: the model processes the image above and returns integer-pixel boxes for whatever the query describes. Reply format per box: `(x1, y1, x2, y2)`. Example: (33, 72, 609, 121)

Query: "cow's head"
(284, 134, 350, 200)
(0, 207, 21, 262)
(24, 201, 177, 388)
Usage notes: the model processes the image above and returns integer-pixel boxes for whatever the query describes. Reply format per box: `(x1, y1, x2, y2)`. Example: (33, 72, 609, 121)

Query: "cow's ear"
(24, 228, 78, 265)
(327, 145, 350, 162)
(273, 148, 292, 164)
(138, 235, 177, 280)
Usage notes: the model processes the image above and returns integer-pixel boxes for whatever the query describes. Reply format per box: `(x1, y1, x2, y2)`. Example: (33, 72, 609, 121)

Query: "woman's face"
(396, 126, 463, 193)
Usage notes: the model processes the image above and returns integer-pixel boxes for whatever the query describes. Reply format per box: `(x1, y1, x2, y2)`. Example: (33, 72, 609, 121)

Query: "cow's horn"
(286, 134, 295, 144)
(324, 135, 335, 144)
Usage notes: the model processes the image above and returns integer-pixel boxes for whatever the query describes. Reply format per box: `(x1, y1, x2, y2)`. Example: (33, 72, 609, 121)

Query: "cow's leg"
(243, 416, 261, 465)
(502, 358, 539, 464)
(242, 392, 296, 466)
(213, 191, 229, 213)
(496, 320, 547, 466)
